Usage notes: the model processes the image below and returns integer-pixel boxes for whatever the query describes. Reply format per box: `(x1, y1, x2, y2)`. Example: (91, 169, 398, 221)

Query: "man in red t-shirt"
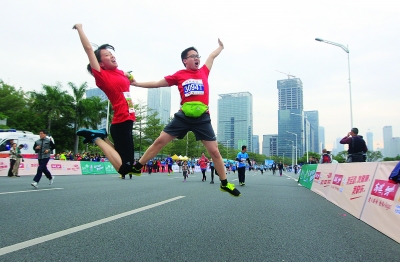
(131, 39, 240, 197)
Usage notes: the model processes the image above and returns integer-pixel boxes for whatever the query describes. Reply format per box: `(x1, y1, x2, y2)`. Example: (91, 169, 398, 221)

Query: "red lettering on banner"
(327, 172, 332, 179)
(370, 179, 398, 201)
(332, 174, 343, 186)
(348, 176, 357, 185)
(51, 164, 62, 169)
(315, 172, 321, 180)
(352, 185, 365, 195)
(31, 164, 39, 167)
(0, 165, 7, 169)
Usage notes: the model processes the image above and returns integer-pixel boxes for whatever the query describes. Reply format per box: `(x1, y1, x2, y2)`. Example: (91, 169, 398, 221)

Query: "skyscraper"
(383, 126, 393, 157)
(86, 88, 108, 130)
(366, 130, 373, 151)
(262, 134, 278, 157)
(277, 78, 303, 158)
(305, 110, 319, 153)
(319, 126, 325, 151)
(147, 88, 171, 125)
(217, 92, 253, 151)
(252, 135, 259, 154)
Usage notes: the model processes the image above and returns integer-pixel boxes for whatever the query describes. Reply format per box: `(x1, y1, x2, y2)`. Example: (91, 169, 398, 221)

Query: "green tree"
(333, 151, 347, 163)
(29, 83, 74, 133)
(68, 82, 108, 153)
(366, 150, 383, 162)
(382, 155, 400, 161)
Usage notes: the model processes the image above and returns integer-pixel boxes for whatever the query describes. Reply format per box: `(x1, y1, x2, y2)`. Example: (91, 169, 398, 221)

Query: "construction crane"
(276, 70, 296, 79)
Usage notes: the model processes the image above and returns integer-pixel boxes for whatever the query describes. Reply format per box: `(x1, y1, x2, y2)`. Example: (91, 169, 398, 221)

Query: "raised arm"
(72, 24, 100, 72)
(205, 38, 224, 70)
(131, 78, 170, 88)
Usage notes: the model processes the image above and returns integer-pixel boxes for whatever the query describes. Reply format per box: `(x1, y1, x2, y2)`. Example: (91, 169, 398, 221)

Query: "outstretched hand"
(218, 38, 224, 49)
(72, 24, 82, 30)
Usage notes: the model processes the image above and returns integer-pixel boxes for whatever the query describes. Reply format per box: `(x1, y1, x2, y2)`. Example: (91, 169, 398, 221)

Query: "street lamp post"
(287, 131, 298, 165)
(291, 112, 308, 162)
(315, 37, 353, 128)
(285, 139, 294, 169)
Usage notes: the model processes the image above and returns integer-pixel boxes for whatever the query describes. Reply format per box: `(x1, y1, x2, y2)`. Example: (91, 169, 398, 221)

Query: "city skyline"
(1, 1, 399, 152)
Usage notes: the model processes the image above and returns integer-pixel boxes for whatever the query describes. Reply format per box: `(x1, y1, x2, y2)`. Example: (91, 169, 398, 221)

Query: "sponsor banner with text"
(0, 159, 82, 176)
(325, 162, 378, 218)
(298, 164, 318, 189)
(360, 161, 400, 243)
(311, 163, 338, 198)
(80, 162, 106, 175)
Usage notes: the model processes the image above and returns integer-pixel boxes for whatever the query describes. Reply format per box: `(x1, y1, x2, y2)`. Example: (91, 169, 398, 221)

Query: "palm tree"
(29, 83, 73, 134)
(68, 82, 107, 154)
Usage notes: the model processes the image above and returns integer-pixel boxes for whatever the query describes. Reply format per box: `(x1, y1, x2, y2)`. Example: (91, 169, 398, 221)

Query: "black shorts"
(110, 120, 134, 165)
(163, 111, 216, 141)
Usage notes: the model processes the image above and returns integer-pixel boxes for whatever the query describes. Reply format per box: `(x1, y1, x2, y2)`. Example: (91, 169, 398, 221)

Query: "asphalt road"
(1, 170, 399, 262)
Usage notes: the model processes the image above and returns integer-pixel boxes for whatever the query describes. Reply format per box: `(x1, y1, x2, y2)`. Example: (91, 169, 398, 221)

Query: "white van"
(0, 129, 55, 158)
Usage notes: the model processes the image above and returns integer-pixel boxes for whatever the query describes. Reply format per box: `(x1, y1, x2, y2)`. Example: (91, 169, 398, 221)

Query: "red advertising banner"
(0, 159, 82, 176)
(311, 163, 338, 198)
(325, 162, 378, 218)
(360, 161, 400, 243)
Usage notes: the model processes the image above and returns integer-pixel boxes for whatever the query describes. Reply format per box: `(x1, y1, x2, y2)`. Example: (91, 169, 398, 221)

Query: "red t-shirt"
(199, 156, 209, 169)
(92, 68, 136, 124)
(164, 65, 210, 106)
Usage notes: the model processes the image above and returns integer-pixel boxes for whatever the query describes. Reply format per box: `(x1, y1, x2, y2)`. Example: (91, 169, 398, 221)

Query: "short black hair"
(351, 128, 359, 135)
(181, 46, 198, 66)
(19, 144, 24, 148)
(40, 129, 48, 135)
(242, 145, 247, 150)
(87, 44, 115, 75)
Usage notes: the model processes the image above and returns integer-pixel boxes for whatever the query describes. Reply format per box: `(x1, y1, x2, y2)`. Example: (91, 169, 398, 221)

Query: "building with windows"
(305, 110, 319, 153)
(147, 88, 171, 125)
(383, 126, 393, 157)
(277, 78, 303, 159)
(86, 88, 108, 130)
(252, 135, 259, 154)
(217, 92, 253, 151)
(319, 126, 325, 151)
(262, 134, 278, 157)
(366, 130, 373, 152)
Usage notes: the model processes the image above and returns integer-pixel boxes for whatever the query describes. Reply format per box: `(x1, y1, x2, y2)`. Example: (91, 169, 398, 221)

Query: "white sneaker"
(31, 182, 38, 188)
(49, 177, 54, 185)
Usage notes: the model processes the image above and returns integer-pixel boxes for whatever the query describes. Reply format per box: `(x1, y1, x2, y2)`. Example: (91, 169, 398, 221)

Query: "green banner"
(298, 164, 318, 189)
(104, 162, 118, 174)
(80, 162, 106, 175)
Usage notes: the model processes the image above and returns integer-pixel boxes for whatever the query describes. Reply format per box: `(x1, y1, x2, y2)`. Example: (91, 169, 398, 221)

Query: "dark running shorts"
(163, 111, 216, 141)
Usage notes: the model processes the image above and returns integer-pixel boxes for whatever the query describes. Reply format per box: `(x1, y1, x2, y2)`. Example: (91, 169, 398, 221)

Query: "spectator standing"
(12, 144, 24, 177)
(8, 143, 17, 177)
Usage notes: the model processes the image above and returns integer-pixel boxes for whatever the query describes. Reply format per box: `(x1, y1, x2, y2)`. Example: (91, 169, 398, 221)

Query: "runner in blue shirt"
(166, 155, 173, 176)
(235, 145, 252, 186)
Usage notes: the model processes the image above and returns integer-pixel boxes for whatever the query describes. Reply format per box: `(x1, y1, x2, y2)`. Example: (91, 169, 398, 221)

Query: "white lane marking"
(0, 196, 185, 256)
(0, 188, 64, 195)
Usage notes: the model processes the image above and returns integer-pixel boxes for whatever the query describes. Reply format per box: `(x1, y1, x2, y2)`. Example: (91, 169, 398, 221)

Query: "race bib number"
(241, 158, 246, 163)
(123, 92, 135, 113)
(183, 79, 204, 97)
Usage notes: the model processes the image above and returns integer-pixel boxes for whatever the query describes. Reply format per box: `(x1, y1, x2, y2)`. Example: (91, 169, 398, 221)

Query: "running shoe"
(131, 163, 142, 176)
(210, 181, 214, 184)
(220, 182, 241, 197)
(77, 128, 107, 144)
(31, 182, 38, 188)
(49, 177, 54, 185)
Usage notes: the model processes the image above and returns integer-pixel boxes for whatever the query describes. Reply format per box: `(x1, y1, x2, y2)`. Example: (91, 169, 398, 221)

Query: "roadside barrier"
(298, 161, 400, 243)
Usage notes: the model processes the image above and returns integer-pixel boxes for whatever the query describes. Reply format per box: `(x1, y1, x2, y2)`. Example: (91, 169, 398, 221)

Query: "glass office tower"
(217, 92, 253, 151)
(147, 87, 171, 125)
(277, 78, 303, 159)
